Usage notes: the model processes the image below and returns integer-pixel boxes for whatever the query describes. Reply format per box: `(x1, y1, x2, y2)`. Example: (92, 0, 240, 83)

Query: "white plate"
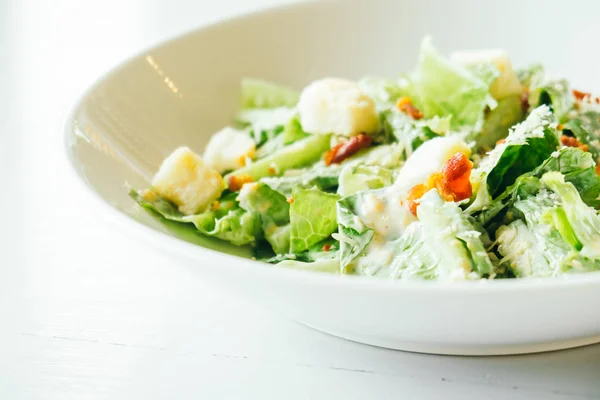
(65, 0, 600, 355)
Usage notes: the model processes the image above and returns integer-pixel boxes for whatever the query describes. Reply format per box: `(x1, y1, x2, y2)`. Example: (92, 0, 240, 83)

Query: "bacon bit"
(596, 164, 600, 176)
(439, 153, 473, 202)
(396, 96, 424, 120)
(561, 135, 588, 152)
(212, 201, 220, 210)
(406, 184, 427, 216)
(286, 197, 294, 204)
(520, 87, 530, 112)
(406, 153, 473, 216)
(573, 89, 591, 101)
(322, 243, 332, 252)
(573, 89, 600, 104)
(324, 134, 373, 166)
(227, 174, 254, 191)
(496, 138, 506, 145)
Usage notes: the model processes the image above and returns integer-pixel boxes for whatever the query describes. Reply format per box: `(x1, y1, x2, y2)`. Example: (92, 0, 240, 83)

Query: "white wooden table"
(1, 1, 599, 399)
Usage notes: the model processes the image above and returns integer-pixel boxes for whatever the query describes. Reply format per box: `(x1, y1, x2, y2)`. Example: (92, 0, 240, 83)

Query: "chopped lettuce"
(417, 190, 495, 277)
(541, 172, 600, 259)
(519, 65, 573, 121)
(351, 190, 494, 280)
(237, 182, 291, 253)
(413, 37, 494, 130)
(282, 114, 309, 144)
(496, 219, 553, 277)
(338, 165, 395, 196)
(382, 110, 450, 157)
(336, 194, 375, 270)
(289, 187, 339, 253)
(563, 110, 600, 162)
(130, 190, 260, 246)
(260, 143, 403, 197)
(499, 186, 600, 276)
(358, 76, 409, 110)
(467, 105, 559, 213)
(225, 133, 331, 181)
(476, 147, 600, 225)
(240, 78, 299, 109)
(478, 95, 525, 150)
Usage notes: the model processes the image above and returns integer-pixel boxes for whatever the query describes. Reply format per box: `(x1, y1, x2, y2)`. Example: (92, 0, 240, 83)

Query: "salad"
(131, 37, 600, 281)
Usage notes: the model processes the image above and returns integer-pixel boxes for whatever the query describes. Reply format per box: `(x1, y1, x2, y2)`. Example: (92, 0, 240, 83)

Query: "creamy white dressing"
(354, 189, 415, 241)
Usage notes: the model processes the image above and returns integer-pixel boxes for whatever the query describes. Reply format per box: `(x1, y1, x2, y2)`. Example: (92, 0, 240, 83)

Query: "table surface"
(1, 1, 600, 399)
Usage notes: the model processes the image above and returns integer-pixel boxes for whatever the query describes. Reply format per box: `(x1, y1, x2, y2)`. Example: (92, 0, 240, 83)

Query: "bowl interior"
(66, 0, 600, 257)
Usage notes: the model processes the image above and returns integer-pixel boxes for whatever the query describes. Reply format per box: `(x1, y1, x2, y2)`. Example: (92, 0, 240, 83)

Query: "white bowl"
(65, 0, 600, 355)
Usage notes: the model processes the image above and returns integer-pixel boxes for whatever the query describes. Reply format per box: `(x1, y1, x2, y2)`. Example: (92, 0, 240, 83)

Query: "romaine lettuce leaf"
(235, 107, 295, 148)
(225, 133, 331, 181)
(351, 190, 494, 280)
(240, 78, 299, 109)
(382, 110, 450, 157)
(358, 76, 410, 110)
(541, 172, 600, 259)
(289, 187, 339, 253)
(260, 143, 404, 197)
(413, 37, 494, 130)
(282, 114, 309, 144)
(237, 182, 291, 253)
(130, 190, 261, 246)
(336, 194, 375, 270)
(476, 147, 600, 225)
(337, 165, 395, 196)
(496, 219, 553, 277)
(500, 188, 600, 276)
(467, 105, 559, 212)
(519, 65, 573, 121)
(563, 110, 600, 162)
(478, 95, 525, 150)
(417, 190, 495, 277)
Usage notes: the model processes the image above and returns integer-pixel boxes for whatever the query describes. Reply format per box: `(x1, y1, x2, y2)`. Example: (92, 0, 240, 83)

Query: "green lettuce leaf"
(358, 76, 410, 110)
(337, 165, 395, 196)
(417, 190, 495, 277)
(351, 190, 494, 280)
(478, 95, 525, 150)
(563, 110, 600, 162)
(225, 133, 331, 181)
(541, 172, 600, 259)
(499, 188, 600, 276)
(467, 105, 559, 213)
(289, 187, 339, 253)
(520, 65, 573, 121)
(240, 78, 299, 109)
(130, 190, 261, 246)
(413, 37, 494, 130)
(237, 182, 291, 253)
(336, 194, 375, 270)
(260, 143, 404, 197)
(476, 147, 600, 225)
(382, 110, 450, 157)
(496, 219, 553, 277)
(282, 114, 309, 144)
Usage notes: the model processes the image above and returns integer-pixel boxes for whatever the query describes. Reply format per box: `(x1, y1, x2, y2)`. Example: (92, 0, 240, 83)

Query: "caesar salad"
(130, 37, 600, 281)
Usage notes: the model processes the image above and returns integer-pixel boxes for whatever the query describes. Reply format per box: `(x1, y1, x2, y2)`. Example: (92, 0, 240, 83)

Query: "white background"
(1, 0, 600, 399)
